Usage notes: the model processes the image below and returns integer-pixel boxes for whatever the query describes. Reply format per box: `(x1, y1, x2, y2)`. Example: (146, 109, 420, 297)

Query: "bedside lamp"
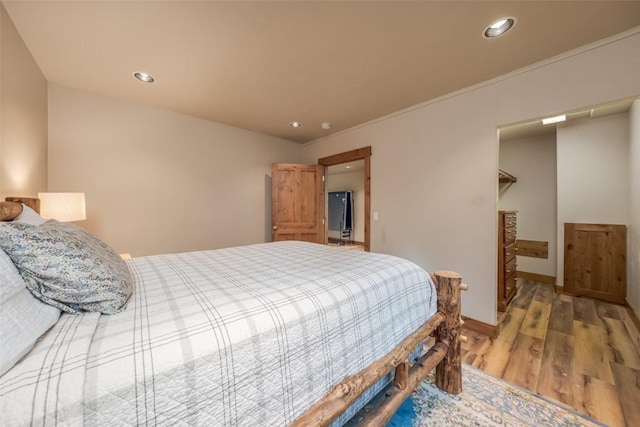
(38, 192, 86, 222)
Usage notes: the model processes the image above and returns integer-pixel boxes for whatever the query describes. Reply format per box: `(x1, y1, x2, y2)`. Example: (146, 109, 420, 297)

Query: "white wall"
(499, 132, 557, 277)
(556, 113, 630, 286)
(48, 84, 302, 256)
(326, 169, 365, 243)
(0, 5, 48, 200)
(302, 29, 640, 325)
(629, 100, 640, 314)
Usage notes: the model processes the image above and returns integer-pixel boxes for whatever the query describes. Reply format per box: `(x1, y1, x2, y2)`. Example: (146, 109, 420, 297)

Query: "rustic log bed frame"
(5, 197, 467, 427)
(293, 270, 467, 426)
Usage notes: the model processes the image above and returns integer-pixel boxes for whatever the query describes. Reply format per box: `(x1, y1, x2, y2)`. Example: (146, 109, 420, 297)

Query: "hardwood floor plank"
(502, 333, 544, 390)
(536, 330, 575, 407)
(610, 362, 640, 427)
(618, 306, 640, 356)
(548, 298, 574, 336)
(559, 293, 573, 303)
(573, 320, 614, 384)
(622, 305, 640, 334)
(533, 283, 555, 304)
(520, 300, 551, 340)
(510, 280, 537, 310)
(595, 301, 623, 320)
(573, 298, 599, 325)
(461, 348, 477, 365)
(478, 307, 527, 377)
(460, 330, 493, 368)
(571, 373, 625, 427)
(458, 282, 640, 426)
(601, 317, 640, 370)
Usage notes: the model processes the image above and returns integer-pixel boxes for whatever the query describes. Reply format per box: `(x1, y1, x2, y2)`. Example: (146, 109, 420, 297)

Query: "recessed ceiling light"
(542, 114, 566, 125)
(133, 72, 155, 83)
(483, 17, 516, 38)
(320, 122, 332, 130)
(289, 121, 302, 128)
(345, 165, 351, 169)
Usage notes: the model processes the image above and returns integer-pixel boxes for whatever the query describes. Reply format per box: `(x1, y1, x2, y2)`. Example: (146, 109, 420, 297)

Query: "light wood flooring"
(460, 281, 640, 427)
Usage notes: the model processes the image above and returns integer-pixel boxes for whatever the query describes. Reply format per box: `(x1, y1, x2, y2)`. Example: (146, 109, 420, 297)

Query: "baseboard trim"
(462, 315, 499, 338)
(516, 270, 556, 285)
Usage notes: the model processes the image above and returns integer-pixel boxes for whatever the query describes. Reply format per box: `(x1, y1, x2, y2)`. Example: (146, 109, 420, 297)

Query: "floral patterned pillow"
(0, 220, 133, 314)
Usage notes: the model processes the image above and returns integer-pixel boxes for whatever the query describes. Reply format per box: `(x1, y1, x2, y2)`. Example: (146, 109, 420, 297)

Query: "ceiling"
(328, 160, 364, 175)
(3, 1, 640, 143)
(500, 96, 640, 141)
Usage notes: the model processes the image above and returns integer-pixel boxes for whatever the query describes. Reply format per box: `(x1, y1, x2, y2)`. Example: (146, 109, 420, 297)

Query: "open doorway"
(326, 161, 364, 249)
(497, 95, 637, 313)
(318, 146, 371, 251)
(487, 97, 640, 426)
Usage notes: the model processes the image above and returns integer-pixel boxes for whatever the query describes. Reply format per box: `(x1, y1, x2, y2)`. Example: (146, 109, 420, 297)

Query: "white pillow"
(0, 248, 60, 376)
(12, 204, 46, 226)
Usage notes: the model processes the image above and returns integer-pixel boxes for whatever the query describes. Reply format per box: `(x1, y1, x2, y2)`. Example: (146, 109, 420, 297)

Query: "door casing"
(318, 146, 371, 252)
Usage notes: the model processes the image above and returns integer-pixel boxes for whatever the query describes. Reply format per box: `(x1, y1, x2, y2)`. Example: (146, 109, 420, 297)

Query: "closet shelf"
(499, 169, 517, 183)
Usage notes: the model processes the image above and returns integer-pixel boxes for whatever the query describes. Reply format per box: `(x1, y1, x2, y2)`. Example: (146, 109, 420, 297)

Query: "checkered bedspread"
(1, 241, 436, 426)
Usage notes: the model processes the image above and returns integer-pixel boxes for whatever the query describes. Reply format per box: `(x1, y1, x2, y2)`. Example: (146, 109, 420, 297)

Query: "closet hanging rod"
(498, 169, 517, 183)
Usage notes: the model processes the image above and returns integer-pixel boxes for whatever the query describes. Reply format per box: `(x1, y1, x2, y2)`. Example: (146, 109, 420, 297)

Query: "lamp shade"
(38, 193, 86, 222)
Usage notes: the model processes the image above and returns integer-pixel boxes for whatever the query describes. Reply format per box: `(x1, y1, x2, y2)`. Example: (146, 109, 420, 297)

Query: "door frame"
(318, 146, 371, 251)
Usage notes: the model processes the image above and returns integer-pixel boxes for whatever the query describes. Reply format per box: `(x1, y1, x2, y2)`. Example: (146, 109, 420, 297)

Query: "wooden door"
(564, 223, 626, 304)
(271, 163, 324, 243)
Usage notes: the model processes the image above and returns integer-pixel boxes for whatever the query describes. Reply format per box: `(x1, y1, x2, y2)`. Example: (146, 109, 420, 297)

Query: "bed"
(0, 197, 465, 426)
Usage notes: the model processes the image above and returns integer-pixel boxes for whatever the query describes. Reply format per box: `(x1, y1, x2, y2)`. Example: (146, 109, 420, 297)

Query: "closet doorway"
(497, 96, 636, 311)
(318, 146, 371, 251)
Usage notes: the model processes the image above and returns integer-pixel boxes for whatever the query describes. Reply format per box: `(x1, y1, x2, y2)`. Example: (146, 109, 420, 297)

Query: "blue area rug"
(347, 364, 604, 426)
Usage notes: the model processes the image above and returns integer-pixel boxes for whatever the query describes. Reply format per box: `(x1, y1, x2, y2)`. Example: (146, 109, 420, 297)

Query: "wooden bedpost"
(433, 270, 463, 394)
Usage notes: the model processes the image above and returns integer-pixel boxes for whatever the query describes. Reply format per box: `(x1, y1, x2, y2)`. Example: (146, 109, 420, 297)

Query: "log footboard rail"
(292, 270, 467, 427)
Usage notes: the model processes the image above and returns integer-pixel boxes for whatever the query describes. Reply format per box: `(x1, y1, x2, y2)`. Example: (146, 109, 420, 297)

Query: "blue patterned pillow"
(0, 220, 133, 314)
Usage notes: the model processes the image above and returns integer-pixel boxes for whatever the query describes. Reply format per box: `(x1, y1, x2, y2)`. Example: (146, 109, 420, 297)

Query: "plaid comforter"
(1, 241, 436, 426)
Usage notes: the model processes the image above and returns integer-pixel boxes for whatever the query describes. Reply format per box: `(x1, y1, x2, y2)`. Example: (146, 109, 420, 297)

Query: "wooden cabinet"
(564, 223, 626, 304)
(498, 211, 518, 311)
